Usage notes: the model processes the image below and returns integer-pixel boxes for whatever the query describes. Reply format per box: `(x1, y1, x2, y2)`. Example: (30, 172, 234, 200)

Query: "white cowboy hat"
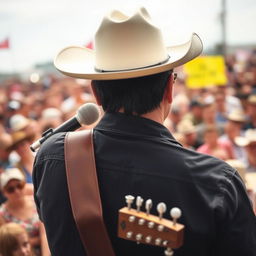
(54, 7, 203, 80)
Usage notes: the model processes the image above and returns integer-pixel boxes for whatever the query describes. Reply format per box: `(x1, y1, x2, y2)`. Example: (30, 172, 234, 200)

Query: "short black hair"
(92, 70, 172, 115)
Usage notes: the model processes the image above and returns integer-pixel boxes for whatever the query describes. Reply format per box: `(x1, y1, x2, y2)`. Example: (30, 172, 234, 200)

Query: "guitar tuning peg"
(164, 247, 174, 256)
(136, 196, 144, 212)
(145, 199, 153, 215)
(170, 207, 182, 225)
(157, 202, 166, 220)
(125, 195, 135, 210)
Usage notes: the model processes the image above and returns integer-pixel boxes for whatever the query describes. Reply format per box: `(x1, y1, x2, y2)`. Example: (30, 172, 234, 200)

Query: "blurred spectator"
(8, 131, 35, 185)
(40, 107, 63, 133)
(0, 169, 50, 256)
(172, 132, 186, 147)
(226, 159, 246, 183)
(235, 129, 256, 172)
(219, 109, 247, 164)
(177, 119, 198, 149)
(9, 115, 30, 133)
(182, 97, 203, 126)
(61, 80, 92, 114)
(244, 94, 256, 129)
(164, 105, 182, 133)
(0, 222, 33, 256)
(0, 133, 13, 172)
(0, 133, 13, 204)
(197, 124, 234, 160)
(216, 86, 243, 114)
(195, 102, 224, 146)
(9, 114, 40, 142)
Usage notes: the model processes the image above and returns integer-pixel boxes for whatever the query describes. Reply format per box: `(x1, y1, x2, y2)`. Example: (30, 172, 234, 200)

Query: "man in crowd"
(244, 94, 256, 130)
(235, 129, 256, 172)
(219, 109, 247, 164)
(33, 7, 256, 256)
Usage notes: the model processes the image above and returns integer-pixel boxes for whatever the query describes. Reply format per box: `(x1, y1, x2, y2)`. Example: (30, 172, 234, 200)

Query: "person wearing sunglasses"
(0, 168, 50, 256)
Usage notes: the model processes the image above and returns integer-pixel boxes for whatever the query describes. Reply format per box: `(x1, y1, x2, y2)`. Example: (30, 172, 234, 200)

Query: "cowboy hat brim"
(54, 33, 203, 80)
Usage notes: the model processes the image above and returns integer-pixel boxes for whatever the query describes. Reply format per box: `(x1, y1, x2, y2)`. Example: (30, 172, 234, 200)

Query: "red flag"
(0, 38, 9, 49)
(85, 41, 93, 49)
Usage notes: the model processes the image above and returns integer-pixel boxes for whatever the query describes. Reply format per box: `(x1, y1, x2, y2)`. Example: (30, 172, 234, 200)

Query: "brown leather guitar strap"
(64, 129, 115, 256)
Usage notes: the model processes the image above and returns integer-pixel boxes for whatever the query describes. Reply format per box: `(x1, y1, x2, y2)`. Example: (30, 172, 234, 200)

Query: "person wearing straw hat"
(244, 94, 256, 130)
(33, 7, 256, 256)
(219, 109, 248, 164)
(235, 129, 256, 172)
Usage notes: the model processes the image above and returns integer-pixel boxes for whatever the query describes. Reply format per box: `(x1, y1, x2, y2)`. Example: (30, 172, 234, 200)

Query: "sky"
(0, 0, 255, 73)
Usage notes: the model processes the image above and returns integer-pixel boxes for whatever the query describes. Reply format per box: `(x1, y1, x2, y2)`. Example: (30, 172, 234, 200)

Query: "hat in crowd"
(248, 94, 256, 105)
(41, 108, 62, 120)
(8, 101, 21, 111)
(0, 168, 25, 189)
(202, 95, 215, 106)
(177, 120, 196, 135)
(227, 109, 246, 123)
(190, 98, 203, 108)
(54, 7, 203, 80)
(8, 131, 33, 151)
(225, 159, 246, 182)
(235, 129, 256, 147)
(9, 114, 30, 132)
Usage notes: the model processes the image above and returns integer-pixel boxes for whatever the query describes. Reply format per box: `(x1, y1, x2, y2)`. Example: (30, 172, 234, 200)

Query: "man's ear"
(91, 81, 102, 106)
(164, 74, 173, 104)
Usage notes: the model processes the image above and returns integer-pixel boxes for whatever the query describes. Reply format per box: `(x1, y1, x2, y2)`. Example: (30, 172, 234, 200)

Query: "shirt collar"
(95, 112, 177, 142)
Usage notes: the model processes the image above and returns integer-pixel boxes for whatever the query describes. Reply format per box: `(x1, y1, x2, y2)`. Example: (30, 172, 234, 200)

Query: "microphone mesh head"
(76, 103, 100, 125)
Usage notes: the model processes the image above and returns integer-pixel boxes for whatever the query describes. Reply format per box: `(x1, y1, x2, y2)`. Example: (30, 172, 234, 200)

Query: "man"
(33, 7, 256, 256)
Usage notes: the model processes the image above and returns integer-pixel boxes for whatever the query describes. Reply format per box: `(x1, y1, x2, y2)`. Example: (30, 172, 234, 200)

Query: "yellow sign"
(184, 56, 227, 89)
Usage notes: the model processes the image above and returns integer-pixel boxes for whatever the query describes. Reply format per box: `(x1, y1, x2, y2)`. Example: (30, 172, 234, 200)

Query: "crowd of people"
(0, 47, 255, 255)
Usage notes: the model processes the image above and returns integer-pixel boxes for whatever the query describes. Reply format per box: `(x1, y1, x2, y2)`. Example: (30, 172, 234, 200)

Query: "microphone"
(30, 103, 100, 152)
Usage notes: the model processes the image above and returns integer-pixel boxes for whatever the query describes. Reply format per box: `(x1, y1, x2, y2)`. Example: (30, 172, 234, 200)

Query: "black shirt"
(33, 113, 256, 256)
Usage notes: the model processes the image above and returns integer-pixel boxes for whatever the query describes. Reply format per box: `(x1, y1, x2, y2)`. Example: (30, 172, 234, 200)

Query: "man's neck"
(141, 107, 166, 125)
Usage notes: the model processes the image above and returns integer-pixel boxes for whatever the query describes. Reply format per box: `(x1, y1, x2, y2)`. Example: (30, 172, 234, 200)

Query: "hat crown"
(94, 7, 168, 71)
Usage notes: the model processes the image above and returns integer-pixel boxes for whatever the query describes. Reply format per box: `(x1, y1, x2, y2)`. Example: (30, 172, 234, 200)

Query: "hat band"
(94, 55, 170, 73)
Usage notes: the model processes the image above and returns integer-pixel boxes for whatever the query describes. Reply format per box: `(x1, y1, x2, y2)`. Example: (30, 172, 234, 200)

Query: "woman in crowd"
(0, 222, 33, 256)
(0, 168, 50, 256)
(197, 124, 234, 160)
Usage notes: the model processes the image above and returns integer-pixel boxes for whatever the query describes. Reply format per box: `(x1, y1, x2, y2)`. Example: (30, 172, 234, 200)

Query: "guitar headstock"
(118, 195, 184, 255)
